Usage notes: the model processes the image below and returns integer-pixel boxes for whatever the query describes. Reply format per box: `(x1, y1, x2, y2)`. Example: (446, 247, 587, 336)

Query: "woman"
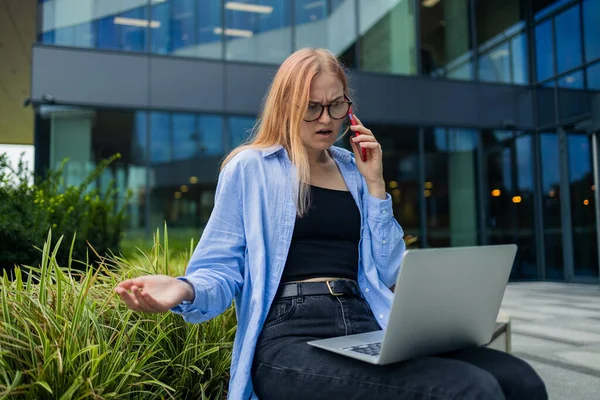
(115, 48, 547, 400)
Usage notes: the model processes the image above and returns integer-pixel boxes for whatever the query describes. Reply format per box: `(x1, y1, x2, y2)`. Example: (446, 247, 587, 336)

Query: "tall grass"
(0, 228, 236, 399)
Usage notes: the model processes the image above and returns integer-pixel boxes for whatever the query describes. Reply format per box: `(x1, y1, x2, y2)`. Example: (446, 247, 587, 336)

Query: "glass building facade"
(32, 0, 600, 283)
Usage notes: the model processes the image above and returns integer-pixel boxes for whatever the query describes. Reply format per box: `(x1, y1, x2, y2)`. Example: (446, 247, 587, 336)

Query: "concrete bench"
(485, 311, 511, 353)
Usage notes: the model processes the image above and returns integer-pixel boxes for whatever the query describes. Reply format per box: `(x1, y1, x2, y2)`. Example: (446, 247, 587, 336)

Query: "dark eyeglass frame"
(302, 99, 353, 122)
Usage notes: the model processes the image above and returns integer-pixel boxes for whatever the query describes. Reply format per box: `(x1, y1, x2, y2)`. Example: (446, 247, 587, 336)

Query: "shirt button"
(381, 210, 387, 214)
(365, 288, 370, 293)
(382, 240, 386, 244)
(379, 314, 384, 319)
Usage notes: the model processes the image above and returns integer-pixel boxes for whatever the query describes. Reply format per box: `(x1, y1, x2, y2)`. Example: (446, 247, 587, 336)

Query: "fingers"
(350, 124, 373, 136)
(352, 133, 381, 153)
(115, 286, 143, 311)
(115, 282, 162, 313)
(139, 288, 171, 313)
(351, 134, 376, 143)
(115, 277, 146, 291)
(357, 142, 381, 150)
(131, 285, 162, 313)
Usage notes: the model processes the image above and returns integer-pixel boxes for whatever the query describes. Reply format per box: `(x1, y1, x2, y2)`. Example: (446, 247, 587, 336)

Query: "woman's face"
(299, 72, 346, 155)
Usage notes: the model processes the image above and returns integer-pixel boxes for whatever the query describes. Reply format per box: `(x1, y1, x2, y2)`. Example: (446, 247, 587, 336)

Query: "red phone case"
(348, 108, 367, 162)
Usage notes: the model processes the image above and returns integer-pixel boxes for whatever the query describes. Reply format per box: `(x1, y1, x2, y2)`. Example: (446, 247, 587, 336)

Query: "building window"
(360, 0, 416, 76)
(151, 0, 172, 54)
(228, 116, 256, 149)
(120, 7, 149, 53)
(554, 5, 582, 75)
(150, 113, 172, 164)
(294, 0, 357, 63)
(224, 0, 291, 64)
(558, 69, 584, 89)
(420, 0, 472, 80)
(97, 15, 120, 50)
(172, 113, 198, 161)
(482, 131, 536, 279)
(511, 32, 529, 84)
(587, 61, 600, 90)
(535, 20, 554, 82)
(198, 0, 223, 59)
(583, 0, 600, 63)
(540, 133, 564, 279)
(479, 42, 511, 83)
(424, 128, 479, 247)
(198, 115, 225, 155)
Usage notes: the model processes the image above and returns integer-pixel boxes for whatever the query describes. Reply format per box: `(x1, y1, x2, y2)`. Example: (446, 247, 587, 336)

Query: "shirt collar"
(260, 144, 353, 164)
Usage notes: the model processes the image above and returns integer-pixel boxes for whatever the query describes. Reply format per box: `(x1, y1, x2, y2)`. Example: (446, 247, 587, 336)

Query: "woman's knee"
(447, 364, 505, 400)
(503, 357, 548, 400)
(446, 347, 547, 400)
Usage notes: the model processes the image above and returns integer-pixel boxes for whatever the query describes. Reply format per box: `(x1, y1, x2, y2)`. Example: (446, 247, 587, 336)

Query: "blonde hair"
(221, 48, 352, 217)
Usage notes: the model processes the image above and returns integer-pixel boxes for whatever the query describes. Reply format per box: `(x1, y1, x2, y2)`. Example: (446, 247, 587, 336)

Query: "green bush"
(0, 153, 129, 277)
(0, 229, 236, 399)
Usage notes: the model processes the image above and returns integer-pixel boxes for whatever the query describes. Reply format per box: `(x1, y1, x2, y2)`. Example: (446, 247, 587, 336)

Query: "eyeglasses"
(303, 99, 352, 122)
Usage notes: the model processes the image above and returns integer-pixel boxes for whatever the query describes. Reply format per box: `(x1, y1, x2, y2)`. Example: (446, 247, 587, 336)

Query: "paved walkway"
(500, 282, 600, 400)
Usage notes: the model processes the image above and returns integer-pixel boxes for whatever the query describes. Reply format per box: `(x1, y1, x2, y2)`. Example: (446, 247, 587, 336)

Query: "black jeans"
(252, 292, 547, 400)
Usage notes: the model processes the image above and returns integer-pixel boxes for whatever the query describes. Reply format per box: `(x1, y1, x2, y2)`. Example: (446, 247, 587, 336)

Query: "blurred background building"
(1, 0, 599, 283)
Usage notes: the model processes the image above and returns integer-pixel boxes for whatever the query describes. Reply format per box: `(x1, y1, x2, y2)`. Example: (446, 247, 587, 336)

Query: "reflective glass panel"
(540, 133, 564, 280)
(533, 0, 572, 20)
(224, 0, 291, 64)
(558, 70, 584, 89)
(567, 134, 599, 277)
(475, 0, 525, 45)
(360, 0, 416, 75)
(558, 69, 590, 121)
(229, 116, 256, 148)
(38, 1, 150, 52)
(149, 0, 223, 58)
(482, 130, 537, 279)
(198, 115, 224, 155)
(583, 0, 600, 63)
(295, 0, 357, 63)
(420, 0, 472, 79)
(120, 7, 149, 52)
(479, 42, 511, 83)
(172, 113, 198, 161)
(197, 0, 223, 59)
(150, 112, 171, 164)
(511, 32, 529, 84)
(40, 106, 149, 233)
(587, 62, 600, 90)
(97, 15, 120, 50)
(535, 20, 554, 82)
(151, 1, 171, 54)
(554, 5, 582, 75)
(171, 0, 196, 51)
(425, 128, 479, 247)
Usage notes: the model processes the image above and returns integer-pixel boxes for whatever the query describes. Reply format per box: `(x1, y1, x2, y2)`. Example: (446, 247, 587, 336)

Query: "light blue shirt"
(171, 145, 406, 399)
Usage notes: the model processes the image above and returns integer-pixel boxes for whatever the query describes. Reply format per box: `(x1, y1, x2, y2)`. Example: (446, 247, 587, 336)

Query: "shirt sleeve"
(170, 160, 246, 323)
(361, 181, 406, 288)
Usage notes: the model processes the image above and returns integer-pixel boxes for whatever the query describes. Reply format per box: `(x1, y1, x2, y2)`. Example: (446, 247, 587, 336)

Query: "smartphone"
(348, 106, 367, 162)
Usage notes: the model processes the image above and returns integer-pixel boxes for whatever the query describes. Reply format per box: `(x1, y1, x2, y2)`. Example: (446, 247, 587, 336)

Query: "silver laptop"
(307, 244, 517, 365)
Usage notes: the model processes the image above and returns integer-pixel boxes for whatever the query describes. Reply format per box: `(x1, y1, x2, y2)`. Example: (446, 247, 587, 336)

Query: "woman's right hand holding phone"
(114, 275, 194, 313)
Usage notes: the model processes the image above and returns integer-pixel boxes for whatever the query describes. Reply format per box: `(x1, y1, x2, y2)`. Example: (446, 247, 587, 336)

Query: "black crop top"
(281, 185, 361, 282)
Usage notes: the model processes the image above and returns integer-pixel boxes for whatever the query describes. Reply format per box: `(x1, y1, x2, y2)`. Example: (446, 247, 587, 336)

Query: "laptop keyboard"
(342, 342, 382, 356)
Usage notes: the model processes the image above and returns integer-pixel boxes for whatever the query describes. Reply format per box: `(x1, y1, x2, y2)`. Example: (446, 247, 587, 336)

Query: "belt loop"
(297, 282, 304, 303)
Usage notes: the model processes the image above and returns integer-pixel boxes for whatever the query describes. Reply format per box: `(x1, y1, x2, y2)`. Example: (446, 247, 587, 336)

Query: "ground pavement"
(500, 282, 600, 399)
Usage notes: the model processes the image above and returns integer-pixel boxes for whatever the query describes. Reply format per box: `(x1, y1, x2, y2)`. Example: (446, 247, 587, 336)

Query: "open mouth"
(316, 129, 333, 135)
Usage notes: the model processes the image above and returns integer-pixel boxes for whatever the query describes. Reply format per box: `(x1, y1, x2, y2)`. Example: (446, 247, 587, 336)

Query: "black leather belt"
(276, 280, 360, 299)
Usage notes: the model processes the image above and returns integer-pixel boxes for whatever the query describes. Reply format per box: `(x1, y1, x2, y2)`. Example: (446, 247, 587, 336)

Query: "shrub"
(0, 229, 236, 399)
(0, 153, 129, 277)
